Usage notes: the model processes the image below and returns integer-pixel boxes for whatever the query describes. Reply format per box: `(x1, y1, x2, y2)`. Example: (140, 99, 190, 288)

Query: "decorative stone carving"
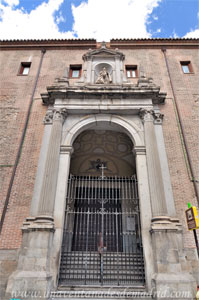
(53, 108, 67, 122)
(153, 112, 164, 125)
(44, 108, 67, 125)
(139, 108, 164, 124)
(139, 108, 154, 122)
(82, 43, 125, 62)
(96, 67, 112, 84)
(44, 110, 54, 124)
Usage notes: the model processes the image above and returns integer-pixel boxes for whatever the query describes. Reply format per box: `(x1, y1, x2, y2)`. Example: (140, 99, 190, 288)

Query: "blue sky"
(0, 0, 198, 40)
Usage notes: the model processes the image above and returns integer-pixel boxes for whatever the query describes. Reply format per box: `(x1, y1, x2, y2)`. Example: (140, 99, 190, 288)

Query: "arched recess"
(70, 129, 135, 177)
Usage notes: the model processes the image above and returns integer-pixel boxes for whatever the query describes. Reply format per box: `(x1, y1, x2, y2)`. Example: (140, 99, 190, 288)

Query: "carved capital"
(53, 108, 67, 123)
(139, 108, 154, 122)
(153, 112, 164, 125)
(44, 108, 67, 124)
(139, 109, 164, 124)
(43, 110, 54, 125)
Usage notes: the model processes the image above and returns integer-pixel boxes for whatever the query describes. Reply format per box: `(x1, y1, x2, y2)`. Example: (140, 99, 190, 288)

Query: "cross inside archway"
(99, 163, 107, 179)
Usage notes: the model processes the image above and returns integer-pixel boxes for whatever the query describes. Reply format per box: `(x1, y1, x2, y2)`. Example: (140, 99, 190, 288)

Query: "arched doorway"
(59, 129, 145, 286)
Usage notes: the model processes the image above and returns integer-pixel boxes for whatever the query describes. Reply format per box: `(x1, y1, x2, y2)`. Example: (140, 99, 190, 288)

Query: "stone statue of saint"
(96, 67, 112, 84)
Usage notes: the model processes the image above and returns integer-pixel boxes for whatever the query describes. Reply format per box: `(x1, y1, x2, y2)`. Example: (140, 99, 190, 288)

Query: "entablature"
(41, 82, 166, 107)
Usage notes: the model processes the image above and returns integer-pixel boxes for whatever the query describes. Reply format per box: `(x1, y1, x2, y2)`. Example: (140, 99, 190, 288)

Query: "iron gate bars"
(59, 175, 145, 286)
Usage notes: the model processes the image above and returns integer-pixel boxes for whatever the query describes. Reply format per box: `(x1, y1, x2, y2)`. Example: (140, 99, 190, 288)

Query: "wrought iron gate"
(59, 175, 145, 286)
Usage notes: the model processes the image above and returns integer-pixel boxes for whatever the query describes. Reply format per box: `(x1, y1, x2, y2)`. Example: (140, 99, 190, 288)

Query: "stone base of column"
(152, 273, 196, 300)
(150, 216, 197, 299)
(5, 216, 55, 300)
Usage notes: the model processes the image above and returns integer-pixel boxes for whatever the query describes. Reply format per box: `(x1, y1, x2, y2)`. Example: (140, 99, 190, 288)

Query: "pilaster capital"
(139, 108, 164, 124)
(53, 108, 67, 123)
(43, 108, 67, 125)
(139, 108, 154, 122)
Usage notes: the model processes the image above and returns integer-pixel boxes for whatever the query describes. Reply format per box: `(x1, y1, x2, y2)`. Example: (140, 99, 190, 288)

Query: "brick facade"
(0, 40, 198, 294)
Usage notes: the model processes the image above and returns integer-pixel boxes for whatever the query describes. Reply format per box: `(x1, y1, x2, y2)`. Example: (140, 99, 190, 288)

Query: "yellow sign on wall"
(185, 206, 199, 230)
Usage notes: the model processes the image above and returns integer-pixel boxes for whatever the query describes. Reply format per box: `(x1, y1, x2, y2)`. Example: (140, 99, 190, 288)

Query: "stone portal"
(59, 130, 145, 286)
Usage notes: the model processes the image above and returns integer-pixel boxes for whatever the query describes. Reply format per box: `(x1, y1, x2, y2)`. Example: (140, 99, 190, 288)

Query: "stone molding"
(41, 82, 166, 106)
(60, 145, 74, 154)
(133, 146, 146, 155)
(150, 216, 182, 233)
(22, 216, 55, 232)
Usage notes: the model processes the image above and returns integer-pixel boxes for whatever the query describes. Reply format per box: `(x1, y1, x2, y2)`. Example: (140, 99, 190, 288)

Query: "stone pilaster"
(134, 146, 155, 290)
(6, 108, 67, 300)
(139, 108, 167, 217)
(139, 109, 196, 299)
(38, 108, 67, 217)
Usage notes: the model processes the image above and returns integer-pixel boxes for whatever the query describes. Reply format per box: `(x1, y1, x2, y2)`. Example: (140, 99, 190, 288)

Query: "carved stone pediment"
(83, 42, 125, 61)
(80, 42, 126, 85)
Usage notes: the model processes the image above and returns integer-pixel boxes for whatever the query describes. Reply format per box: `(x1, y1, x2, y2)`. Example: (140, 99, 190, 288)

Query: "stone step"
(50, 288, 152, 300)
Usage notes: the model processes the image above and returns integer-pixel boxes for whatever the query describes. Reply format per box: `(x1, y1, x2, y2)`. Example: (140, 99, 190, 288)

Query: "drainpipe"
(162, 48, 199, 206)
(0, 48, 46, 235)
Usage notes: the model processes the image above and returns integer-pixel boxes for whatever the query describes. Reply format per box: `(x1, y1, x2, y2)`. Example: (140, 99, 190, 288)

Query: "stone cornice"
(41, 83, 166, 106)
(0, 39, 96, 50)
(110, 38, 199, 49)
(0, 39, 198, 50)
